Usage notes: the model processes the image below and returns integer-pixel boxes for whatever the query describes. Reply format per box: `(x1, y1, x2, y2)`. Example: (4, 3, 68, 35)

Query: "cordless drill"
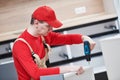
(84, 41, 91, 64)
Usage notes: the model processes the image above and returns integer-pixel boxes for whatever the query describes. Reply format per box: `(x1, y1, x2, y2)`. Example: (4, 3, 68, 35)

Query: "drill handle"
(84, 41, 91, 61)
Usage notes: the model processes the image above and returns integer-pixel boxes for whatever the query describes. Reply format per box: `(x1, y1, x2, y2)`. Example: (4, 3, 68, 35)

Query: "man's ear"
(34, 19, 39, 25)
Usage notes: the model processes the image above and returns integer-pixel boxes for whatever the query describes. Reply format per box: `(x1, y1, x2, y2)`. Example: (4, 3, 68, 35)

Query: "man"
(12, 5, 96, 80)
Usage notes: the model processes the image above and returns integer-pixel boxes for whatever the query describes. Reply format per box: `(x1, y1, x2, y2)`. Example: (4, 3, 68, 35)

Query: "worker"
(12, 5, 96, 80)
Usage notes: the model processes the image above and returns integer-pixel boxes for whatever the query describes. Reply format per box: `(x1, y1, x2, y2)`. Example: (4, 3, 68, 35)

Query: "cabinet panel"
(49, 46, 67, 63)
(0, 43, 11, 55)
(0, 58, 17, 80)
(67, 21, 117, 35)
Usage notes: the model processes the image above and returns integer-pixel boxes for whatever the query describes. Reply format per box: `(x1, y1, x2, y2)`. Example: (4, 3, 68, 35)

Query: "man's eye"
(39, 21, 44, 23)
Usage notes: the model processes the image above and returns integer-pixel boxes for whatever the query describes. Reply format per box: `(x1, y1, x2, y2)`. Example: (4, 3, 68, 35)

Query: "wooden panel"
(54, 0, 104, 20)
(0, 13, 117, 42)
(0, 0, 105, 34)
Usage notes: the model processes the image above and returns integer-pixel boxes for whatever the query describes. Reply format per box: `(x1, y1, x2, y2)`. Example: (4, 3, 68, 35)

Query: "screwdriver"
(84, 41, 91, 65)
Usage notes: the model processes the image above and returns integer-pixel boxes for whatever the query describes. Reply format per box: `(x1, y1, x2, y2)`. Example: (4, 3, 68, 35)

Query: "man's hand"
(76, 66, 84, 75)
(82, 35, 96, 50)
(60, 66, 84, 75)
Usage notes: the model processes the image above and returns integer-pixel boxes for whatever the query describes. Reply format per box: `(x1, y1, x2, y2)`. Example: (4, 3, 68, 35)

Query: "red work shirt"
(12, 29, 83, 80)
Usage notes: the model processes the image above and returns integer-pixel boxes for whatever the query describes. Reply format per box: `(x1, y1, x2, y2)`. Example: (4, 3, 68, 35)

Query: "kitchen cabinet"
(0, 0, 119, 80)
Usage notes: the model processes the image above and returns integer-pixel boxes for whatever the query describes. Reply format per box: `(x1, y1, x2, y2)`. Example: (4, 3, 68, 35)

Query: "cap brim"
(47, 19, 63, 28)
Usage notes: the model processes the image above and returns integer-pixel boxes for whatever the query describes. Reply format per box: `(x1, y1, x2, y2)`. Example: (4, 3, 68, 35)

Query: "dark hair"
(30, 17, 44, 25)
(30, 17, 34, 25)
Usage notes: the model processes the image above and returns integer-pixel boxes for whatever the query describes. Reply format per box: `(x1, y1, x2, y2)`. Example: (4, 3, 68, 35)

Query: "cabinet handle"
(104, 25, 116, 30)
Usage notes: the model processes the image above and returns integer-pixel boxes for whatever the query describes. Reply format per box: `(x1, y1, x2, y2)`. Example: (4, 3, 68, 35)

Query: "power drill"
(84, 41, 91, 64)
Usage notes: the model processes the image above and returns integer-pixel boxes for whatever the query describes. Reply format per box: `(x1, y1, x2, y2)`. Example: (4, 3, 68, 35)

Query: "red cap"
(32, 6, 63, 28)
